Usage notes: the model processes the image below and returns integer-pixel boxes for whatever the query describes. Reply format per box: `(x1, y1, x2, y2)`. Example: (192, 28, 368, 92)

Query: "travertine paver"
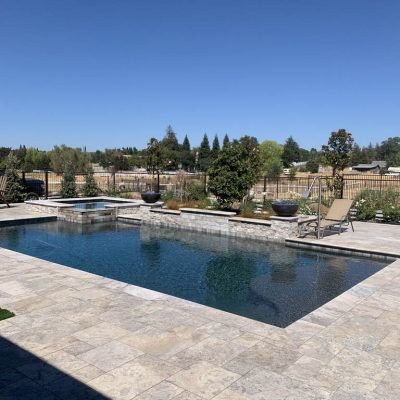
(1, 247, 399, 399)
(1, 205, 400, 399)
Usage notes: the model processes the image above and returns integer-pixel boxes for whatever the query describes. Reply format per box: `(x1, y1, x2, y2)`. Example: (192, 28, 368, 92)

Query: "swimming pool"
(0, 221, 387, 327)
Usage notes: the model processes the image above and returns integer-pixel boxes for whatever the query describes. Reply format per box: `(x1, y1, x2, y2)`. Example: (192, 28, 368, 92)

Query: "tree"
(321, 128, 354, 197)
(162, 125, 180, 169)
(145, 138, 167, 192)
(377, 137, 400, 167)
(210, 134, 220, 161)
(299, 148, 310, 162)
(222, 134, 230, 149)
(350, 143, 363, 166)
(50, 145, 89, 174)
(81, 168, 99, 197)
(259, 140, 283, 178)
(198, 134, 211, 172)
(321, 129, 354, 176)
(23, 148, 50, 171)
(4, 153, 25, 203)
(99, 149, 130, 172)
(208, 137, 261, 208)
(0, 147, 11, 168)
(306, 148, 320, 173)
(362, 142, 377, 163)
(12, 145, 27, 167)
(60, 162, 78, 198)
(180, 135, 195, 171)
(282, 136, 300, 168)
(182, 135, 190, 152)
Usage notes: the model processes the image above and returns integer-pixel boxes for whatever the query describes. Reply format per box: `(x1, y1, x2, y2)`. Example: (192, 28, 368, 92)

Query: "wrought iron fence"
(19, 171, 400, 202)
(20, 171, 205, 198)
(252, 175, 400, 203)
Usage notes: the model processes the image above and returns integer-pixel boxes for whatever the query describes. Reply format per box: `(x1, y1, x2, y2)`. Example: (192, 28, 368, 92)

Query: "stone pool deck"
(1, 204, 400, 399)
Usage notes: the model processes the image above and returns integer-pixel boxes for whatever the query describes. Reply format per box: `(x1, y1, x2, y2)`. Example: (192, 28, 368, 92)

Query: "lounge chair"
(300, 199, 354, 238)
(0, 175, 10, 208)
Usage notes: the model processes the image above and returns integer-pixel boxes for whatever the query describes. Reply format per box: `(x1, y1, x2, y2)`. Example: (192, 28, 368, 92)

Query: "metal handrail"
(300, 176, 322, 239)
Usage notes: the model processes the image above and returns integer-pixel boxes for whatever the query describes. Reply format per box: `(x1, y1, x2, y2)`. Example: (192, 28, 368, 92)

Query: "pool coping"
(286, 238, 400, 261)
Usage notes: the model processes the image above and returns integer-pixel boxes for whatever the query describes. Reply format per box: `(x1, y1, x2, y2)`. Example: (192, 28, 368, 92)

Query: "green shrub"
(81, 169, 99, 197)
(240, 198, 255, 213)
(162, 191, 176, 202)
(186, 182, 206, 201)
(354, 189, 400, 223)
(60, 163, 78, 198)
(4, 153, 25, 203)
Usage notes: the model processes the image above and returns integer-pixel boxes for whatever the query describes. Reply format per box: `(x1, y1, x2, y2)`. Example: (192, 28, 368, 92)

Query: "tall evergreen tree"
(282, 136, 300, 168)
(182, 135, 191, 151)
(180, 135, 194, 171)
(162, 125, 179, 169)
(162, 125, 179, 151)
(222, 134, 230, 149)
(211, 134, 220, 161)
(198, 134, 211, 172)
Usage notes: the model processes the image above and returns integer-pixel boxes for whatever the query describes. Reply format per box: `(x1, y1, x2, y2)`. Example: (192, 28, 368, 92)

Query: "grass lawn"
(0, 308, 15, 321)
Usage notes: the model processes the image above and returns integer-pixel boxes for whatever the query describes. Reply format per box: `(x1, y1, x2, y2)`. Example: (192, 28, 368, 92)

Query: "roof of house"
(352, 160, 387, 170)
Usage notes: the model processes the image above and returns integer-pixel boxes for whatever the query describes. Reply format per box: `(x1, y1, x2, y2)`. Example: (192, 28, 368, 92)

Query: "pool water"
(74, 202, 109, 210)
(0, 221, 387, 327)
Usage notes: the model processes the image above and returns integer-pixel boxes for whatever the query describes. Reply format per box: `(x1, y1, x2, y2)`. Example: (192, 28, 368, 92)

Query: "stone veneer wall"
(26, 200, 300, 240)
(127, 206, 299, 242)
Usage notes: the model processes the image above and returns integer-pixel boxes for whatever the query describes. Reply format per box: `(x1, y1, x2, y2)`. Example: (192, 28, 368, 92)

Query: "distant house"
(387, 167, 400, 176)
(351, 161, 387, 174)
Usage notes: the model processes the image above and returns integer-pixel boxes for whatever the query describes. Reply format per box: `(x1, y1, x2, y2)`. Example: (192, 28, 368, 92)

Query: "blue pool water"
(0, 221, 387, 327)
(74, 202, 109, 210)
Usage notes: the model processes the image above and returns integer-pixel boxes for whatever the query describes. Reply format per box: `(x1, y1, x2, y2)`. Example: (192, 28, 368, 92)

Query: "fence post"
(276, 177, 279, 199)
(263, 176, 266, 202)
(340, 175, 344, 199)
(45, 171, 49, 199)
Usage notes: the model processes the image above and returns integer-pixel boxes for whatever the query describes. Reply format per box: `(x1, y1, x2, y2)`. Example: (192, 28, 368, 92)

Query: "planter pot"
(141, 191, 161, 203)
(272, 201, 298, 217)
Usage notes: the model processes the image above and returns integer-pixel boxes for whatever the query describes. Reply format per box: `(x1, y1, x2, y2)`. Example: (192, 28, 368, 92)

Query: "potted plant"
(141, 191, 161, 203)
(272, 200, 298, 217)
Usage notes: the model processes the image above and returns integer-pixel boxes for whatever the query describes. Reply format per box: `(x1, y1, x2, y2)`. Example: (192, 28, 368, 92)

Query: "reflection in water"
(140, 239, 161, 267)
(205, 253, 255, 304)
(0, 221, 388, 327)
(269, 250, 298, 283)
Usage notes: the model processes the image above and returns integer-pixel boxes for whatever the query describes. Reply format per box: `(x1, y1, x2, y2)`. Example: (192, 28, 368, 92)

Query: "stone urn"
(141, 191, 161, 203)
(272, 201, 298, 217)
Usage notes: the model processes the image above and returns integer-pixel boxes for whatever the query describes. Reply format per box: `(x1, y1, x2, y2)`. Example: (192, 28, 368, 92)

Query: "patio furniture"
(300, 199, 354, 238)
(0, 175, 10, 208)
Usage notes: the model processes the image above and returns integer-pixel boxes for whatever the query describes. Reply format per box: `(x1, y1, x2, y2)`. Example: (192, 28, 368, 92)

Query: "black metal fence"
(20, 171, 205, 198)
(253, 175, 400, 203)
(19, 171, 400, 202)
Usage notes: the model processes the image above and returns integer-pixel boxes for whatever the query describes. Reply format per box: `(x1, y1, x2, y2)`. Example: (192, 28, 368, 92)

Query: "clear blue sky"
(1, 0, 399, 151)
